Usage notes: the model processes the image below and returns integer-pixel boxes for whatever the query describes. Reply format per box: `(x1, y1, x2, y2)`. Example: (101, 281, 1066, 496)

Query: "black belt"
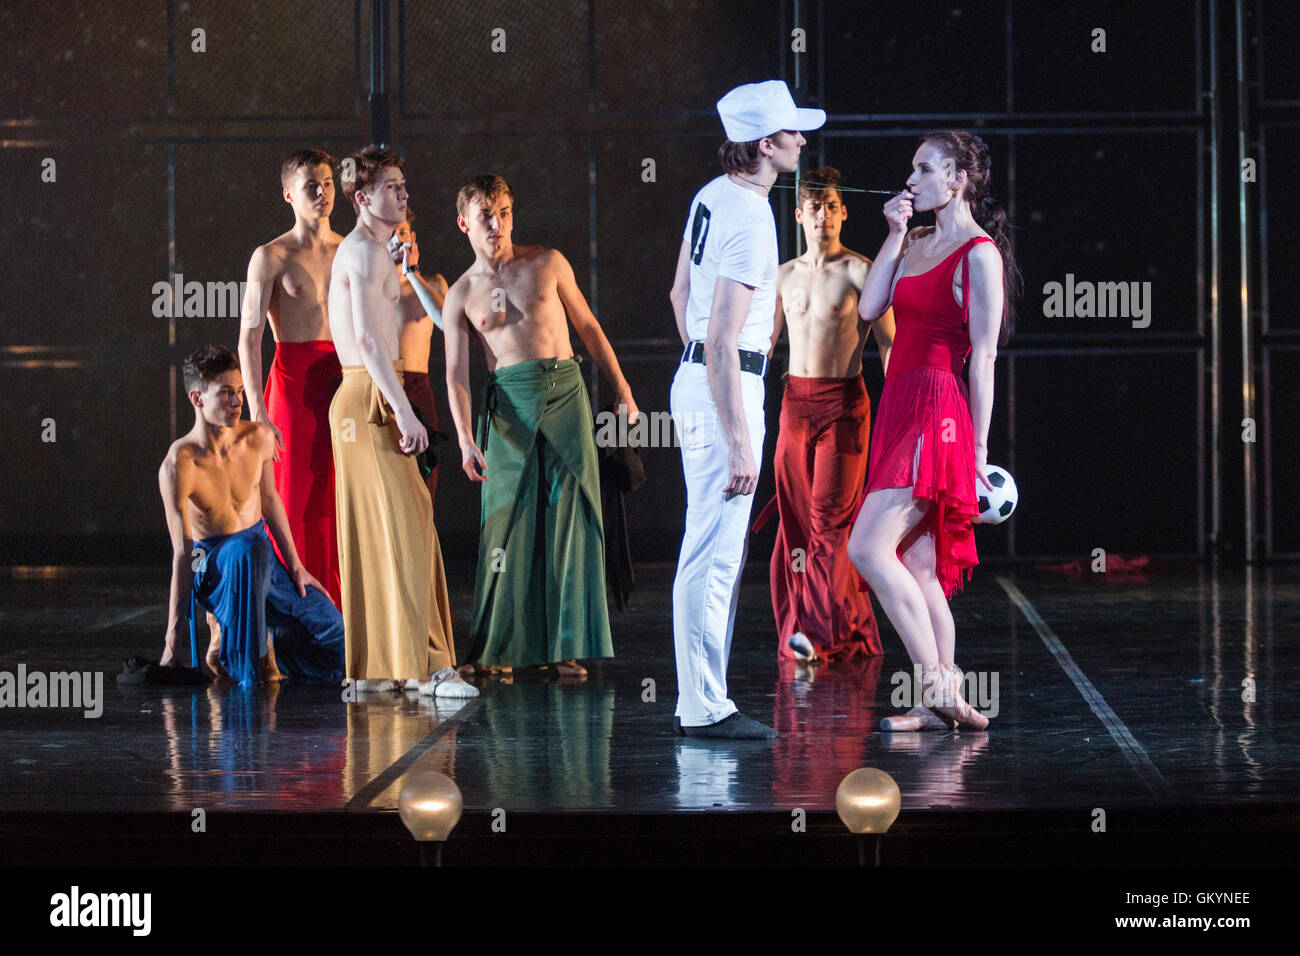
(680, 341, 769, 377)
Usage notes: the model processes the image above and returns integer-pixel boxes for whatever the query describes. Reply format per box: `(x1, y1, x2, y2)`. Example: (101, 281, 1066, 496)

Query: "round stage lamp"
(398, 772, 463, 865)
(837, 768, 901, 866)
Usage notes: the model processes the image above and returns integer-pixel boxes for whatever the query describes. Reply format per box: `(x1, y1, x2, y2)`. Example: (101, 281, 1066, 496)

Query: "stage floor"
(2, 561, 1297, 824)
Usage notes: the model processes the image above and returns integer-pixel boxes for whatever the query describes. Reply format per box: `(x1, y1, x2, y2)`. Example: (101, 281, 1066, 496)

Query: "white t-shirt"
(680, 175, 778, 353)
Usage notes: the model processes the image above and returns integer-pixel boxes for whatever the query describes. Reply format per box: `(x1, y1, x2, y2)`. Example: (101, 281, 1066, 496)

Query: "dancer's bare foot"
(261, 635, 284, 683)
(461, 662, 512, 676)
(203, 656, 232, 682)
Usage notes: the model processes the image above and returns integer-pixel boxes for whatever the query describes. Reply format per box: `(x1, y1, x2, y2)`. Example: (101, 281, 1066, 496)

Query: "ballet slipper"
(880, 705, 957, 732)
(921, 664, 989, 730)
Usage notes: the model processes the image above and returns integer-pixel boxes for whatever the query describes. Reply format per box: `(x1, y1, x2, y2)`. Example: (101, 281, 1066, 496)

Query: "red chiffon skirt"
(856, 366, 979, 598)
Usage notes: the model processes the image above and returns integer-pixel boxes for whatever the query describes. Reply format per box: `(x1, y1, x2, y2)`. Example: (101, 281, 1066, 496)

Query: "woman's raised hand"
(884, 190, 914, 234)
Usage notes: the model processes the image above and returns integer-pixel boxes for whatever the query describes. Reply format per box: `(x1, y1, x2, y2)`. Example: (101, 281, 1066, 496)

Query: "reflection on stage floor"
(2, 563, 1298, 819)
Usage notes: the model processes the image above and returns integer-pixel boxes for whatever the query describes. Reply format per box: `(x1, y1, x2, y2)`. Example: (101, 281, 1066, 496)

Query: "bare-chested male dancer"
(156, 345, 344, 689)
(390, 207, 450, 509)
(238, 148, 343, 608)
(758, 167, 894, 664)
(443, 175, 637, 677)
(328, 146, 475, 698)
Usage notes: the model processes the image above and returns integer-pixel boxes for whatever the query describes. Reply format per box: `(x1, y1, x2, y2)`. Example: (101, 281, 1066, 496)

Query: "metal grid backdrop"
(0, 0, 1278, 565)
(0, 0, 366, 563)
(1254, 0, 1300, 558)
(391, 0, 1218, 563)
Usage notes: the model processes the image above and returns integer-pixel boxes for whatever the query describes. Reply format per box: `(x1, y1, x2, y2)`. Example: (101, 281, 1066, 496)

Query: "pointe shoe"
(921, 664, 989, 730)
(880, 705, 957, 732)
(554, 660, 587, 678)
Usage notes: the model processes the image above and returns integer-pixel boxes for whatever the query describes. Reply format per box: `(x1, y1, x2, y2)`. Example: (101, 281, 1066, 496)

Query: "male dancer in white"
(668, 80, 825, 738)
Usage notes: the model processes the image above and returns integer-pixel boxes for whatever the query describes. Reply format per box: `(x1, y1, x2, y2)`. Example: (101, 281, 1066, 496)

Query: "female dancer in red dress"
(848, 131, 1020, 731)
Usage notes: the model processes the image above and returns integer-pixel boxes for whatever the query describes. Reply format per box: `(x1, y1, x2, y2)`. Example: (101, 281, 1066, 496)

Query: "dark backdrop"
(1, 0, 1293, 566)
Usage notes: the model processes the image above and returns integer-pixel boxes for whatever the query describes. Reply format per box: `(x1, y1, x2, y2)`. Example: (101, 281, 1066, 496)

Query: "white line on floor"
(997, 575, 1175, 802)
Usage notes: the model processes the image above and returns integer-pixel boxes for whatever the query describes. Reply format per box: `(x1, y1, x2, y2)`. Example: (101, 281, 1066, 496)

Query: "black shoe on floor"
(117, 656, 210, 687)
(672, 715, 685, 736)
(680, 712, 777, 740)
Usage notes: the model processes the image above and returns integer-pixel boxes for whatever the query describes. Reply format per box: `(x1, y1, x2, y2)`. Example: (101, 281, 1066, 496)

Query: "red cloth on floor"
(854, 237, 993, 599)
(761, 374, 881, 661)
(264, 340, 342, 608)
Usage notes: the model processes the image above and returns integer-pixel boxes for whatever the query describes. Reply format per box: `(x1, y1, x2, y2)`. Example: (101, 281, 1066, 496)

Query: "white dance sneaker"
(416, 666, 480, 699)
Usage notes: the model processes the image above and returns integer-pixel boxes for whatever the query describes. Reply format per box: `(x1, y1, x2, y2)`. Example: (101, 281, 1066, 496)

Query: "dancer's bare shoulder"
(247, 236, 288, 280)
(841, 248, 871, 288)
(776, 257, 799, 284)
(161, 435, 201, 481)
(903, 225, 936, 252)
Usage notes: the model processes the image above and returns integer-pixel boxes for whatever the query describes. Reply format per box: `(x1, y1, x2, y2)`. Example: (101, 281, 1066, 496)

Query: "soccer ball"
(976, 465, 1018, 524)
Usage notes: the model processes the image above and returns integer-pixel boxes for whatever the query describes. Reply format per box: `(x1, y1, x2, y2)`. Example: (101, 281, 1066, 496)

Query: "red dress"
(857, 236, 994, 598)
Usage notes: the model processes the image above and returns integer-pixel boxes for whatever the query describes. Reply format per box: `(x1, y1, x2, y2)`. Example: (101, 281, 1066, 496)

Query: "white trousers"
(670, 360, 767, 726)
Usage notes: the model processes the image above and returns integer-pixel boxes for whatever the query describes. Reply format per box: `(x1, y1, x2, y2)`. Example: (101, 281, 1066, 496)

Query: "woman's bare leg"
(896, 524, 987, 728)
(898, 529, 956, 666)
(847, 487, 938, 667)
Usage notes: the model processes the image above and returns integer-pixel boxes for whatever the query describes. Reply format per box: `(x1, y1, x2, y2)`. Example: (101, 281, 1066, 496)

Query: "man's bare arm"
(443, 281, 487, 482)
(406, 271, 448, 332)
(668, 239, 691, 348)
(705, 276, 758, 497)
(769, 264, 790, 357)
(856, 258, 894, 372)
(553, 251, 638, 420)
(159, 454, 195, 665)
(348, 241, 426, 454)
(237, 245, 281, 449)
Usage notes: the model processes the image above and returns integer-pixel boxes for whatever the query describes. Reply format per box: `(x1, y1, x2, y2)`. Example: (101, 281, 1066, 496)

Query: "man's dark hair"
(342, 145, 405, 212)
(183, 344, 240, 393)
(456, 174, 513, 217)
(797, 167, 843, 205)
(717, 139, 763, 176)
(281, 148, 334, 189)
